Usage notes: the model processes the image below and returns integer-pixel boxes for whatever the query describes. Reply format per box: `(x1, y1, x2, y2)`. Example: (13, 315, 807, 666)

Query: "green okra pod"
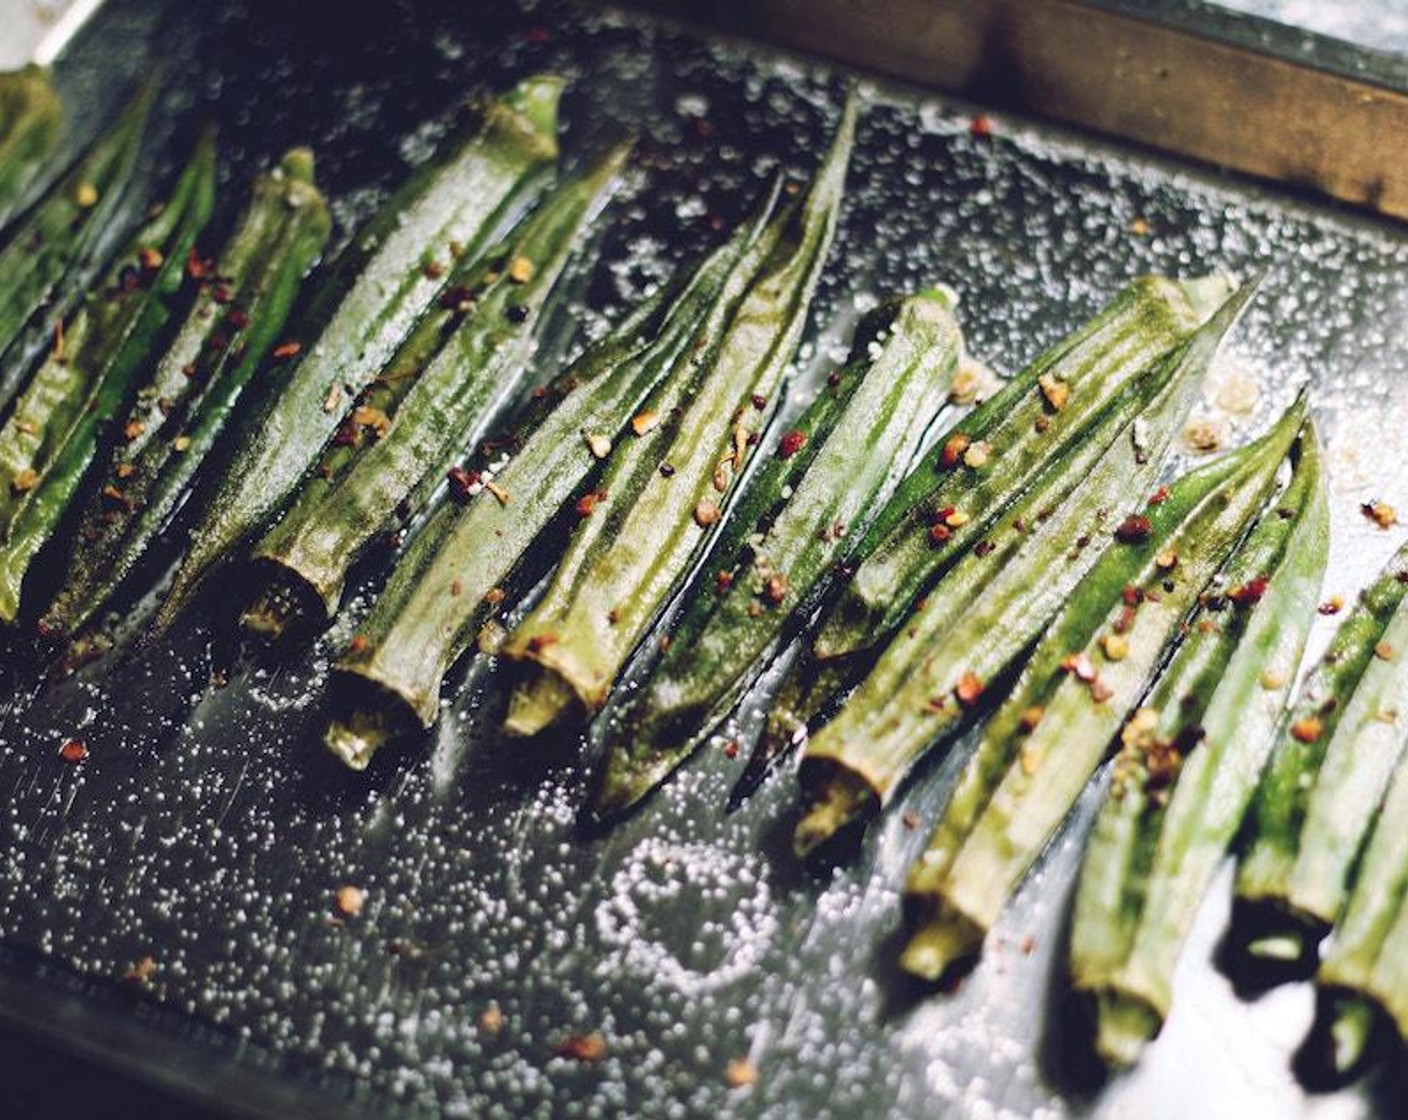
(899, 399, 1309, 983)
(0, 65, 64, 233)
(320, 184, 780, 771)
(0, 132, 217, 625)
(1069, 419, 1328, 1068)
(499, 94, 855, 736)
(1300, 744, 1408, 1085)
(789, 280, 1252, 857)
(1230, 536, 1408, 975)
(743, 275, 1232, 799)
(152, 75, 561, 630)
(0, 82, 152, 409)
(242, 144, 629, 640)
(591, 286, 962, 822)
(40, 147, 331, 636)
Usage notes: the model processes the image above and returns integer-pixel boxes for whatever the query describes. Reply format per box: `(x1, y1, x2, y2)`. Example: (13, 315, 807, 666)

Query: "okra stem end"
(1092, 991, 1161, 1069)
(504, 669, 580, 737)
(897, 910, 983, 983)
(1294, 990, 1387, 1090)
(792, 776, 874, 859)
(324, 710, 390, 772)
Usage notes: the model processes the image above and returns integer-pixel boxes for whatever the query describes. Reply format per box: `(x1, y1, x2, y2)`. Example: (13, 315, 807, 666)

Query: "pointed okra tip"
(502, 73, 565, 138)
(277, 145, 317, 185)
(1294, 989, 1388, 1090)
(503, 669, 579, 737)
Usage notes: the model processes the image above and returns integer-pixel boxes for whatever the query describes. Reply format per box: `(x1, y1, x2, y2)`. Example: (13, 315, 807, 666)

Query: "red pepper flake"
(438, 285, 474, 312)
(751, 394, 767, 410)
(10, 468, 38, 495)
(185, 247, 212, 279)
(1362, 501, 1398, 529)
(115, 462, 136, 480)
(450, 579, 462, 597)
(694, 500, 721, 527)
(902, 811, 919, 830)
(477, 1004, 505, 1037)
(929, 523, 952, 545)
(764, 572, 790, 605)
(955, 671, 984, 708)
(1319, 596, 1344, 616)
(716, 570, 735, 593)
(485, 587, 506, 606)
(271, 340, 301, 361)
(228, 308, 250, 330)
(1061, 651, 1097, 681)
(726, 1058, 759, 1088)
(334, 885, 366, 918)
(1090, 678, 1114, 703)
(527, 633, 558, 654)
(137, 246, 164, 272)
(939, 433, 970, 468)
(722, 740, 739, 759)
(100, 484, 128, 508)
(1114, 515, 1153, 544)
(447, 466, 481, 502)
(123, 956, 156, 985)
(1290, 717, 1323, 743)
(1122, 586, 1144, 607)
(777, 429, 807, 459)
(58, 738, 88, 763)
(1147, 486, 1170, 506)
(970, 114, 994, 139)
(212, 284, 233, 305)
(1230, 577, 1270, 608)
(347, 635, 368, 655)
(574, 490, 605, 517)
(524, 26, 553, 44)
(556, 1033, 606, 1062)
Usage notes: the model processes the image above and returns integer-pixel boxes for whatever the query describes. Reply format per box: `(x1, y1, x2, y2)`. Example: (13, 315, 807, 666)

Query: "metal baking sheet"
(2, 0, 1407, 1115)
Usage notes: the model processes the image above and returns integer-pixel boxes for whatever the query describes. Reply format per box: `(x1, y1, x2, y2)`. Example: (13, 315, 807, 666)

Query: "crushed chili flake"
(716, 570, 734, 593)
(1038, 373, 1070, 411)
(10, 468, 38, 495)
(1376, 641, 1395, 661)
(631, 410, 660, 436)
(58, 738, 88, 763)
(944, 509, 970, 529)
(446, 466, 480, 502)
(1101, 633, 1129, 661)
(556, 1033, 606, 1062)
(272, 340, 301, 360)
(722, 740, 739, 759)
(974, 540, 995, 558)
(929, 523, 952, 545)
(1061, 651, 1097, 681)
(1090, 678, 1115, 703)
(347, 635, 368, 655)
(764, 572, 790, 605)
(485, 481, 510, 505)
(450, 579, 462, 597)
(574, 490, 605, 517)
(1362, 501, 1398, 529)
(422, 259, 446, 280)
(507, 256, 535, 283)
(777, 429, 807, 459)
(527, 633, 558, 653)
(726, 1058, 759, 1089)
(1290, 717, 1323, 743)
(694, 499, 721, 527)
(955, 671, 984, 708)
(1147, 486, 1170, 506)
(100, 484, 127, 507)
(939, 433, 970, 468)
(439, 285, 474, 312)
(334, 885, 366, 918)
(1319, 596, 1344, 616)
(124, 956, 156, 985)
(1019, 706, 1044, 732)
(485, 587, 506, 606)
(751, 394, 767, 410)
(212, 283, 233, 305)
(137, 246, 164, 272)
(228, 308, 250, 330)
(1230, 576, 1270, 607)
(969, 114, 994, 138)
(186, 247, 212, 279)
(902, 811, 919, 830)
(1114, 514, 1152, 544)
(115, 462, 136, 479)
(122, 419, 145, 441)
(477, 1004, 505, 1037)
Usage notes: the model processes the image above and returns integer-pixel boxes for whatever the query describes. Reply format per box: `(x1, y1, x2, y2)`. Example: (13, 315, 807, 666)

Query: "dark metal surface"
(3, 1, 1408, 1116)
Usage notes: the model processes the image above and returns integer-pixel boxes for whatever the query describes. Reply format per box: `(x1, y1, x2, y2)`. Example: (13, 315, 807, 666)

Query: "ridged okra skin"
(40, 147, 331, 636)
(591, 287, 962, 821)
(0, 83, 153, 410)
(498, 95, 856, 737)
(899, 401, 1308, 984)
(1231, 536, 1408, 976)
(0, 65, 64, 232)
(0, 131, 217, 624)
(320, 179, 779, 771)
(789, 280, 1252, 857)
(746, 274, 1232, 800)
(153, 75, 562, 629)
(243, 145, 628, 638)
(1069, 419, 1327, 1068)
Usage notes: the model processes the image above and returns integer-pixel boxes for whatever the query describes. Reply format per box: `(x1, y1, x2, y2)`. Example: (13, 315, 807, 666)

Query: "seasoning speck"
(507, 255, 535, 283)
(631, 410, 660, 436)
(694, 500, 721, 527)
(556, 1033, 606, 1062)
(1291, 717, 1323, 743)
(334, 885, 366, 918)
(1362, 501, 1398, 529)
(58, 738, 88, 763)
(726, 1058, 759, 1088)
